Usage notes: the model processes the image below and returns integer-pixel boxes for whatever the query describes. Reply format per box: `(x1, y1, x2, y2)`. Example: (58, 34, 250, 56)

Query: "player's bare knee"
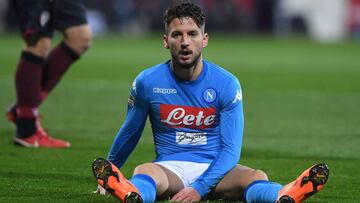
(133, 163, 165, 182)
(133, 163, 155, 174)
(77, 33, 92, 52)
(64, 26, 92, 54)
(133, 163, 169, 194)
(64, 36, 92, 55)
(250, 169, 268, 181)
(24, 37, 52, 58)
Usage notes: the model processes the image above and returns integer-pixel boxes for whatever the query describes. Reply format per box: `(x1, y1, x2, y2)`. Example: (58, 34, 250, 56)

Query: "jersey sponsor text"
(176, 132, 207, 145)
(160, 104, 216, 129)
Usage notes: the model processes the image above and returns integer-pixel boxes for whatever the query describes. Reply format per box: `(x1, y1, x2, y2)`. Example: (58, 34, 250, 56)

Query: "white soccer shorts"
(155, 161, 210, 187)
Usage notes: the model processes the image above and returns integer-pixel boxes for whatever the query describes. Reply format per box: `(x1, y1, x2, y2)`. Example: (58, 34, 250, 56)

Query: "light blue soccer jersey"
(108, 60, 244, 197)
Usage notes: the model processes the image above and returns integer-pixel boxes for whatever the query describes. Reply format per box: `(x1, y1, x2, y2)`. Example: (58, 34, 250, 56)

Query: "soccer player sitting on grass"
(92, 2, 329, 203)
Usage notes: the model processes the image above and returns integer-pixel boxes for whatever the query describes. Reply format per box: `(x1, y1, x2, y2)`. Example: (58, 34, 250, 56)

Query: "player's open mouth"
(179, 50, 192, 59)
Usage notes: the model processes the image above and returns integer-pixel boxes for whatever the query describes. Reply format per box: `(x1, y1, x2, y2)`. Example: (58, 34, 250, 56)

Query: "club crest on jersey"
(160, 104, 216, 129)
(203, 88, 217, 103)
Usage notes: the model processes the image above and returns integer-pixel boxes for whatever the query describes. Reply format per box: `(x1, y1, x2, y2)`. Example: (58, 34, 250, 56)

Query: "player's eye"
(171, 32, 181, 38)
(188, 31, 198, 37)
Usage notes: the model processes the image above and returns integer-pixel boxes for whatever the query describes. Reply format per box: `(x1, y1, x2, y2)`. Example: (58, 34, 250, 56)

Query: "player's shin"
(41, 42, 80, 95)
(244, 180, 282, 203)
(130, 174, 157, 203)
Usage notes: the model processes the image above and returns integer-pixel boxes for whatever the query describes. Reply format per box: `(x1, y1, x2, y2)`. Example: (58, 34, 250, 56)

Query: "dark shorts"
(13, 0, 88, 38)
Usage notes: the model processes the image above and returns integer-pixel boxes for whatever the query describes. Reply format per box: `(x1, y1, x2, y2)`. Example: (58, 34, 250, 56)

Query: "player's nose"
(180, 35, 190, 47)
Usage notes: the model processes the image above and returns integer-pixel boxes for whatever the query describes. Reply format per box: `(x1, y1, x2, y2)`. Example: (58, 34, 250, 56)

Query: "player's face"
(164, 17, 208, 69)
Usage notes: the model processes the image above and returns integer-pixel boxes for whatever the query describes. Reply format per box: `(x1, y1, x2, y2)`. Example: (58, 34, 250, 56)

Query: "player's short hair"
(163, 2, 207, 34)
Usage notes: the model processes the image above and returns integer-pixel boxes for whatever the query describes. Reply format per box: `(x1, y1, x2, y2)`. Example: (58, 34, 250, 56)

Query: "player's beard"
(172, 51, 201, 70)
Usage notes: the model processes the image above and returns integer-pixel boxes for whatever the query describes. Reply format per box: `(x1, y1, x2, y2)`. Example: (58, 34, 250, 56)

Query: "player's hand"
(93, 184, 108, 195)
(171, 187, 201, 202)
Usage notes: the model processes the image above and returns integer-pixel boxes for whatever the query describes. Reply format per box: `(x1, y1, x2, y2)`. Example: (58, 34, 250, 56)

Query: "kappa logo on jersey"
(160, 104, 216, 129)
(232, 89, 242, 103)
(153, 88, 177, 94)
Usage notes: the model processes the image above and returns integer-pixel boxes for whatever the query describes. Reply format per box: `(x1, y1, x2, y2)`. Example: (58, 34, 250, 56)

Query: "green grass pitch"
(0, 33, 359, 202)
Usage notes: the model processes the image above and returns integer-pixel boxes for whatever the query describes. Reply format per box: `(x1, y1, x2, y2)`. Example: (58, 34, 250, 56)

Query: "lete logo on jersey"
(160, 104, 216, 129)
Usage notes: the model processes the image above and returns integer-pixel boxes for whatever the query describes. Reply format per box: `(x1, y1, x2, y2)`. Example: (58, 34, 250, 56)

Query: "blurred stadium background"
(0, 0, 360, 202)
(1, 0, 360, 41)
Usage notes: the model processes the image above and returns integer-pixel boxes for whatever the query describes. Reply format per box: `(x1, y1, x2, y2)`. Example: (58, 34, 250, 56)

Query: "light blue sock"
(244, 180, 282, 203)
(130, 174, 156, 203)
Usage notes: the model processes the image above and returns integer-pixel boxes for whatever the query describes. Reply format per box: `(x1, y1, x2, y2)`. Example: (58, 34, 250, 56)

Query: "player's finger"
(171, 194, 181, 201)
(171, 191, 185, 202)
(181, 196, 194, 203)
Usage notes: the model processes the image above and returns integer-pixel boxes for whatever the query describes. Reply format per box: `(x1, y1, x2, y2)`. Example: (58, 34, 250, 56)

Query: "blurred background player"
(6, 0, 92, 148)
(92, 2, 329, 203)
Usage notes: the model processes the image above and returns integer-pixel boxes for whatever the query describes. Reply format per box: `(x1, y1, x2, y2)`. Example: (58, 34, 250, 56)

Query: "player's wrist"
(190, 182, 209, 198)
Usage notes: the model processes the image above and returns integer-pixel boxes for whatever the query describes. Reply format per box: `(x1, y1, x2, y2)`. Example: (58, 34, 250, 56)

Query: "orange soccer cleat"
(277, 163, 330, 203)
(92, 157, 143, 203)
(7, 106, 71, 148)
(13, 127, 71, 148)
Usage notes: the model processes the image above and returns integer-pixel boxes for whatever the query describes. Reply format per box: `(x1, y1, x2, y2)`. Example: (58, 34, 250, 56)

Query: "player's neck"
(171, 58, 203, 81)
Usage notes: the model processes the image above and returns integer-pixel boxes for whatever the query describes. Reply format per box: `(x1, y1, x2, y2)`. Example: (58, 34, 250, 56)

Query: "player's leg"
(209, 163, 330, 203)
(134, 163, 184, 201)
(207, 164, 276, 201)
(63, 24, 92, 54)
(9, 0, 91, 148)
(92, 158, 183, 203)
(8, 0, 69, 148)
(13, 37, 52, 140)
(7, 0, 49, 127)
(7, 0, 52, 120)
(41, 0, 92, 99)
(6, 36, 52, 126)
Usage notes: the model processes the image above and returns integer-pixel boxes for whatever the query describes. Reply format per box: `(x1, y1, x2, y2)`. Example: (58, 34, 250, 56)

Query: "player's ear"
(163, 35, 169, 49)
(202, 33, 209, 48)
